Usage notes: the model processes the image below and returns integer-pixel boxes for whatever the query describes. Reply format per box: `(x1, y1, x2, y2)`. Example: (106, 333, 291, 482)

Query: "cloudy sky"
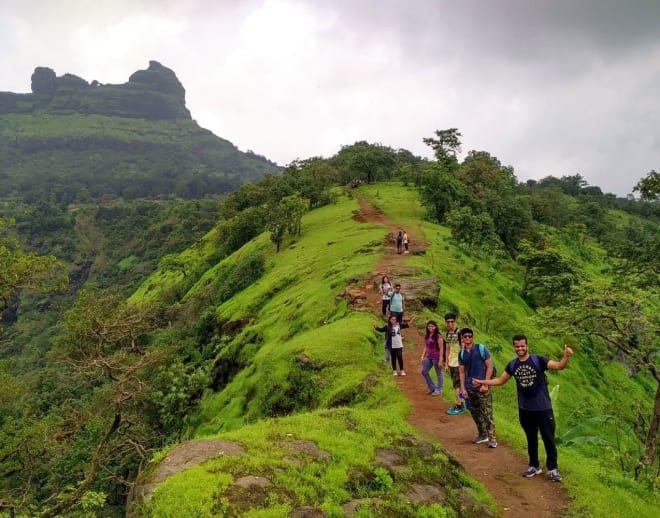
(2, 0, 659, 196)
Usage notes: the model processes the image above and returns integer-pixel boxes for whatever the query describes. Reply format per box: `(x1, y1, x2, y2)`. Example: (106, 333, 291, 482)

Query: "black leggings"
(519, 408, 557, 470)
(381, 299, 389, 315)
(390, 348, 404, 371)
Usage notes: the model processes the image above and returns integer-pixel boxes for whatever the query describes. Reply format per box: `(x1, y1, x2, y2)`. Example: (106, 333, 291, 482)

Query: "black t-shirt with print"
(505, 355, 551, 411)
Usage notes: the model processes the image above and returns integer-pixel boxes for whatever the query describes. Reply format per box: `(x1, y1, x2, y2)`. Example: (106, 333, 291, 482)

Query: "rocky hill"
(0, 60, 189, 120)
(0, 61, 280, 202)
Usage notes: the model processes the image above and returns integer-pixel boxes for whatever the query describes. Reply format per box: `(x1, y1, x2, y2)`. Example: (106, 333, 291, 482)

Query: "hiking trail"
(354, 196, 569, 517)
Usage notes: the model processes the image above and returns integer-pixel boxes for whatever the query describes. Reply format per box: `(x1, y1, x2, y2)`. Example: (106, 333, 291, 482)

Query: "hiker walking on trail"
(473, 335, 574, 482)
(388, 284, 405, 324)
(372, 314, 415, 376)
(420, 321, 444, 395)
(379, 276, 393, 316)
(444, 314, 464, 415)
(403, 231, 409, 254)
(396, 231, 403, 254)
(458, 328, 497, 448)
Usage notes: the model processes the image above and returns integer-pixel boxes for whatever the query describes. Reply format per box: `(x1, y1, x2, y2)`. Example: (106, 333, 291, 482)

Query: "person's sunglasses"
(463, 335, 473, 339)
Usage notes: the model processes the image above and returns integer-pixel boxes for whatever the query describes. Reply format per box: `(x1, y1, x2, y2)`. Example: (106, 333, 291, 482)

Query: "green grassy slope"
(0, 113, 279, 202)
(138, 184, 658, 517)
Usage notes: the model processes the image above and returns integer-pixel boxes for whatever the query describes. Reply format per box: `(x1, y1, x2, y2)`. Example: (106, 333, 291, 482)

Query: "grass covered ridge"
(139, 184, 658, 517)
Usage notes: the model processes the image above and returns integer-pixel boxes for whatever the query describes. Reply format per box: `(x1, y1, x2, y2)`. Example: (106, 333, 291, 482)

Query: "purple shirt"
(424, 335, 441, 360)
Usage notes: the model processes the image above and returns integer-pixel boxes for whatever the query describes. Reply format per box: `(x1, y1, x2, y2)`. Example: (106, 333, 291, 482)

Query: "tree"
(517, 240, 582, 308)
(266, 203, 288, 253)
(634, 170, 660, 201)
(0, 218, 68, 315)
(529, 187, 572, 228)
(445, 206, 497, 249)
(457, 152, 533, 251)
(39, 290, 164, 518)
(417, 162, 473, 223)
(535, 280, 660, 469)
(281, 193, 309, 238)
(282, 158, 339, 209)
(423, 128, 462, 170)
(332, 141, 398, 184)
(609, 222, 660, 289)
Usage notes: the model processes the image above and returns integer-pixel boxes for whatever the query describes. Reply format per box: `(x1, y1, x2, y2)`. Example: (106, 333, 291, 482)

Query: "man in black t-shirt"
(473, 334, 574, 483)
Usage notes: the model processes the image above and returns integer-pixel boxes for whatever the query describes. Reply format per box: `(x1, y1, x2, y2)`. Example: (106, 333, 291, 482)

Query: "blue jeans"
(421, 358, 443, 392)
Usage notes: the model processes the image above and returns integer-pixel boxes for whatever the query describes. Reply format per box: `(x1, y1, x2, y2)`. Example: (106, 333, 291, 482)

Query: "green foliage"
(418, 162, 473, 223)
(0, 218, 68, 314)
(0, 113, 280, 203)
(445, 206, 497, 249)
(633, 170, 660, 200)
(517, 240, 582, 308)
(332, 141, 401, 184)
(2, 126, 660, 517)
(422, 128, 462, 170)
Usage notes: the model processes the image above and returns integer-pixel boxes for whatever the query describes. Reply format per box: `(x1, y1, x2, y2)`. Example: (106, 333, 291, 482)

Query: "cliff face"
(0, 61, 191, 120)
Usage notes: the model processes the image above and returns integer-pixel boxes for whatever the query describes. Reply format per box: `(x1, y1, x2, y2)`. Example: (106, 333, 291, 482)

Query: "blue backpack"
(460, 343, 497, 378)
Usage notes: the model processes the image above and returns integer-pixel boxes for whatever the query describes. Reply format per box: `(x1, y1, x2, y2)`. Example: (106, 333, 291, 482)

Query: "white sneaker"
(400, 370, 406, 376)
(393, 371, 398, 376)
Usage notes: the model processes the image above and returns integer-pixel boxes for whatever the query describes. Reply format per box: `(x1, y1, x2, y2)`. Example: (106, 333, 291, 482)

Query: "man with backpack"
(458, 328, 497, 448)
(444, 314, 465, 415)
(473, 334, 574, 482)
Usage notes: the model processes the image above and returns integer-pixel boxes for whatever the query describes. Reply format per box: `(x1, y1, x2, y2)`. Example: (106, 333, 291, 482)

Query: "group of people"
(372, 275, 410, 375)
(371, 276, 574, 483)
(395, 230, 409, 254)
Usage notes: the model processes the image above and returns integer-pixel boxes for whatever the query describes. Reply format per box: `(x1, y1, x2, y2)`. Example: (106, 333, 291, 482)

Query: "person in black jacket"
(372, 314, 415, 376)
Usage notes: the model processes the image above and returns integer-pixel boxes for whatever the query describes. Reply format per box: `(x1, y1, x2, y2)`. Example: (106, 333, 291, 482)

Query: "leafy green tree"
(0, 218, 68, 315)
(517, 240, 582, 308)
(417, 162, 473, 223)
(529, 186, 572, 227)
(457, 152, 533, 250)
(332, 141, 398, 184)
(281, 193, 309, 238)
(266, 194, 309, 251)
(266, 203, 288, 253)
(282, 158, 339, 209)
(535, 280, 660, 469)
(609, 222, 660, 288)
(446, 206, 497, 249)
(39, 290, 163, 518)
(634, 170, 660, 200)
(216, 205, 267, 255)
(422, 128, 462, 170)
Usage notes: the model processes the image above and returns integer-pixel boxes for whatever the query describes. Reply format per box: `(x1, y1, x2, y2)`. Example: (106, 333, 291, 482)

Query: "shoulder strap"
(477, 343, 486, 360)
(530, 354, 541, 370)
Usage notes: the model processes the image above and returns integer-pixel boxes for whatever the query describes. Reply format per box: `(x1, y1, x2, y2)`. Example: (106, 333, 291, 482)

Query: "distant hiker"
(420, 320, 444, 395)
(444, 314, 464, 415)
(396, 231, 403, 254)
(372, 314, 415, 376)
(459, 328, 497, 448)
(474, 335, 574, 482)
(403, 231, 409, 254)
(379, 275, 393, 316)
(388, 284, 405, 324)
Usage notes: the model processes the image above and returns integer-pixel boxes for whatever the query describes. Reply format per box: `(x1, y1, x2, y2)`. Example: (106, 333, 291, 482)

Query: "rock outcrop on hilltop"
(0, 60, 280, 202)
(0, 60, 191, 120)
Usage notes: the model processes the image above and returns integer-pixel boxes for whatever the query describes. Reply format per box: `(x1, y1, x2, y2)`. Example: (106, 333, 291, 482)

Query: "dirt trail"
(355, 196, 568, 517)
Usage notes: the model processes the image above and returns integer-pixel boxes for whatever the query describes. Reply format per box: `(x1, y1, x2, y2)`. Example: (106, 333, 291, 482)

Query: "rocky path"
(355, 196, 569, 517)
